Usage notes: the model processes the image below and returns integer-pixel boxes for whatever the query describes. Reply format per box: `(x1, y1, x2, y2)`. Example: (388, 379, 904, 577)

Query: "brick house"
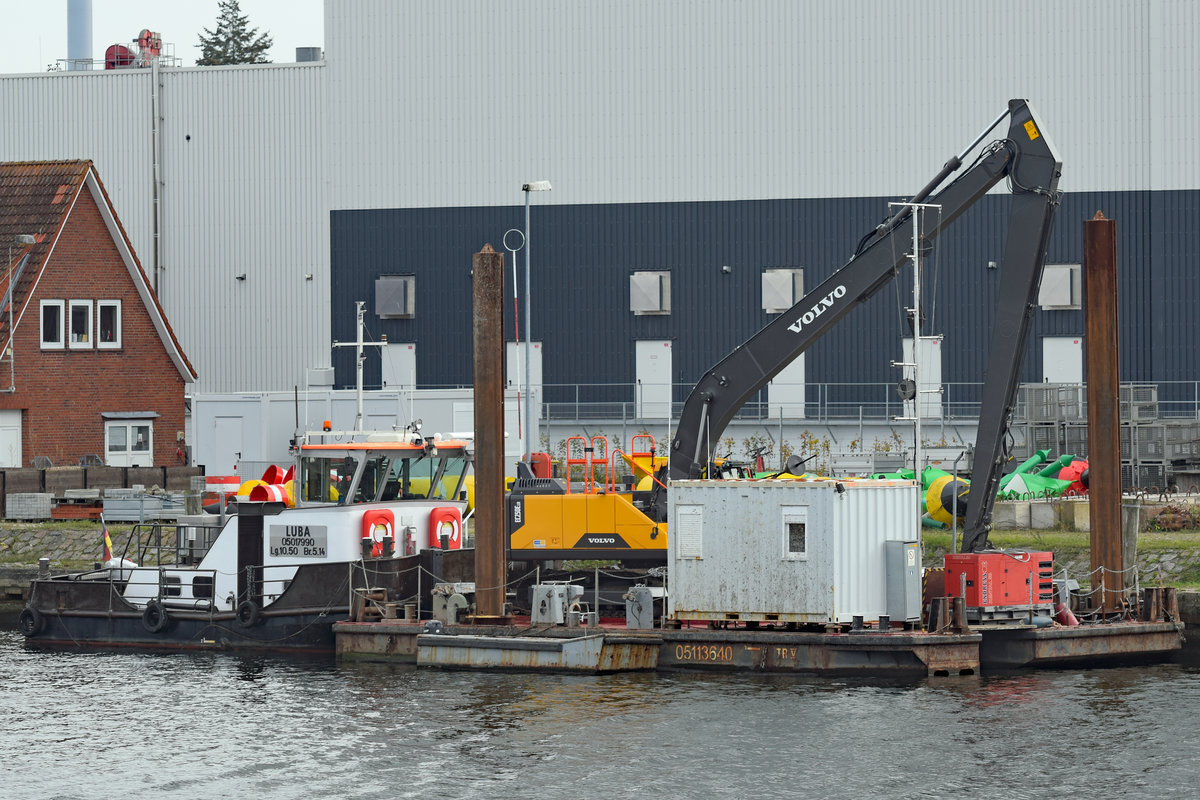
(0, 161, 196, 468)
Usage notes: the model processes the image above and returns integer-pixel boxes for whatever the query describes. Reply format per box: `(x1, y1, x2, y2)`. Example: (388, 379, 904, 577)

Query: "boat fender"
(142, 600, 170, 634)
(236, 600, 263, 628)
(18, 606, 43, 637)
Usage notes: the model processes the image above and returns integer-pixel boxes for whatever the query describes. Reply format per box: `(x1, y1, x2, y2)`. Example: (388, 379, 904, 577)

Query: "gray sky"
(0, 0, 324, 74)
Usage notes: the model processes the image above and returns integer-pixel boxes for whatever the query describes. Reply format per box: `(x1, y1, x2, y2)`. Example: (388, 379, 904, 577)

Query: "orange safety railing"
(608, 434, 666, 492)
(565, 435, 609, 494)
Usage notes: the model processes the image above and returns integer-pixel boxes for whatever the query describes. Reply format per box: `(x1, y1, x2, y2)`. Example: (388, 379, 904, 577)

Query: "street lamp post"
(521, 180, 551, 463)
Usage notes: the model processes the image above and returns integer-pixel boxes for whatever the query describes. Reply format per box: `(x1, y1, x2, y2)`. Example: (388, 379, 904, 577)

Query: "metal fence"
(539, 381, 1200, 425)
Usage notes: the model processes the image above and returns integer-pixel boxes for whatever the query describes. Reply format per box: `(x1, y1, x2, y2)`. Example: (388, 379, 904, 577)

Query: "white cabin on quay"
(668, 480, 921, 625)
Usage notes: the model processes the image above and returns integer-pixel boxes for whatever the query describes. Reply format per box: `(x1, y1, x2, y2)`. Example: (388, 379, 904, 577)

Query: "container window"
(40, 300, 64, 348)
(782, 505, 808, 560)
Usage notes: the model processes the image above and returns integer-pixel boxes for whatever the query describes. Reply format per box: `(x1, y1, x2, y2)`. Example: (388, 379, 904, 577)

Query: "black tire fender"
(236, 599, 262, 628)
(18, 606, 43, 637)
(142, 600, 169, 634)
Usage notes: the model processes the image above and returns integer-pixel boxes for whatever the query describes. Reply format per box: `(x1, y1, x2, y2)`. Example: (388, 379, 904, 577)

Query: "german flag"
(101, 517, 114, 562)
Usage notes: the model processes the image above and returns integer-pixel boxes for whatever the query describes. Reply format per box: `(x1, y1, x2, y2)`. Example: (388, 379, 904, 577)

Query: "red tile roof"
(0, 160, 196, 381)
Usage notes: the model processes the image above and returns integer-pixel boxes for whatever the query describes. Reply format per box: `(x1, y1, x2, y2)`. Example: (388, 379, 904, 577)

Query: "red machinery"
(944, 551, 1054, 620)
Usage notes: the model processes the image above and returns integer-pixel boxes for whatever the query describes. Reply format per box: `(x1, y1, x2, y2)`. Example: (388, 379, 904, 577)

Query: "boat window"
(163, 575, 181, 597)
(435, 456, 470, 501)
(300, 454, 361, 503)
(354, 455, 392, 503)
(193, 575, 214, 599)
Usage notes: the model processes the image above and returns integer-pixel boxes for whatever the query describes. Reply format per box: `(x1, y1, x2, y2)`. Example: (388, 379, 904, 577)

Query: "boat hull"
(20, 548, 474, 653)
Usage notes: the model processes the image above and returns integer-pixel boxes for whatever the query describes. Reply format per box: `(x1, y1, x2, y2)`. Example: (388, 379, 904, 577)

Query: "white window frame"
(97, 300, 122, 349)
(40, 300, 64, 349)
(105, 420, 154, 467)
(782, 505, 808, 561)
(69, 299, 93, 349)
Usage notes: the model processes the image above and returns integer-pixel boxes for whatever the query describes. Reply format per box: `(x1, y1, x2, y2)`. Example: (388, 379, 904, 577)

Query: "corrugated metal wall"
(158, 64, 329, 394)
(326, 0, 1194, 210)
(0, 70, 156, 265)
(331, 187, 1199, 400)
(0, 63, 328, 395)
(2, 0, 1198, 402)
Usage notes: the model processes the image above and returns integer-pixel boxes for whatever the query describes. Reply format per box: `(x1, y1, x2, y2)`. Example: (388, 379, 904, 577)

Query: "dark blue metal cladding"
(329, 189, 1196, 401)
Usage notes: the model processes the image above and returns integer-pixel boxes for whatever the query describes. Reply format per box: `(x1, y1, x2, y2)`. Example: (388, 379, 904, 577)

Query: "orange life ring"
(428, 507, 462, 550)
(361, 508, 395, 557)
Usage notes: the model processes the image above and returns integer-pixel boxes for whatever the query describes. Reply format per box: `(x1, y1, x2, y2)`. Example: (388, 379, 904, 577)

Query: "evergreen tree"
(196, 0, 274, 65)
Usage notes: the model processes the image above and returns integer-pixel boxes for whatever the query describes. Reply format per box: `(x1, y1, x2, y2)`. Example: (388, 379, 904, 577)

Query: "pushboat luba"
(17, 429, 474, 652)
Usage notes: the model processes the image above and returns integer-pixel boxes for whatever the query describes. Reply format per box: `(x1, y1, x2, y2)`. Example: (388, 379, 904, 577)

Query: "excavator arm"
(668, 99, 1061, 553)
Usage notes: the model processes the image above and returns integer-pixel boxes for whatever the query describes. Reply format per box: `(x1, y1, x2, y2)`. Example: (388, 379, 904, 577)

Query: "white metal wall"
(157, 63, 329, 394)
(3, 0, 1199, 399)
(0, 63, 328, 396)
(0, 70, 156, 265)
(326, 0, 1199, 211)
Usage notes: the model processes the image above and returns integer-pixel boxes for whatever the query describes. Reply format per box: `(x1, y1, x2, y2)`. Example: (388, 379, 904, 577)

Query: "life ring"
(18, 606, 43, 637)
(428, 507, 462, 550)
(361, 509, 395, 557)
(142, 600, 169, 634)
(236, 600, 262, 628)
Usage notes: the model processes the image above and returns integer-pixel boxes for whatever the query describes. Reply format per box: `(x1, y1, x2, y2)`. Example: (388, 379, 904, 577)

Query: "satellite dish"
(105, 44, 135, 70)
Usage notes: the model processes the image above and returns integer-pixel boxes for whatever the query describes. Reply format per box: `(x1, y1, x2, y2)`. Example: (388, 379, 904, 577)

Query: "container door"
(768, 356, 806, 419)
(381, 342, 416, 390)
(212, 416, 244, 474)
(902, 336, 943, 419)
(1043, 336, 1083, 384)
(635, 340, 672, 420)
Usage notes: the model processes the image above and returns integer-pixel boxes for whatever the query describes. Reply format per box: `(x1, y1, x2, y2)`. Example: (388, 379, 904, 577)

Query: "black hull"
(20, 548, 475, 653)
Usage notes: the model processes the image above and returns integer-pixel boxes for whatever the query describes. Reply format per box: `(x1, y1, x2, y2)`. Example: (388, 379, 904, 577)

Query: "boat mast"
(332, 301, 386, 431)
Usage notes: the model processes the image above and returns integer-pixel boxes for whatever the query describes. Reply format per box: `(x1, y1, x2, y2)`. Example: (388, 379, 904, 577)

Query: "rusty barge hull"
(977, 621, 1185, 670)
(334, 621, 982, 677)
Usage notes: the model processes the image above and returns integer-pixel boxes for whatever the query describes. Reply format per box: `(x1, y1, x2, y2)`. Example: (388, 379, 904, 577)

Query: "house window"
(40, 301, 64, 348)
(69, 300, 92, 348)
(105, 420, 153, 467)
(98, 301, 122, 348)
(782, 505, 808, 561)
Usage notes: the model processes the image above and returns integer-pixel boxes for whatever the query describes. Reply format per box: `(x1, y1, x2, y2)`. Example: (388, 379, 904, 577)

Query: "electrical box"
(530, 583, 584, 625)
(624, 585, 656, 629)
(884, 540, 922, 621)
(944, 551, 1054, 612)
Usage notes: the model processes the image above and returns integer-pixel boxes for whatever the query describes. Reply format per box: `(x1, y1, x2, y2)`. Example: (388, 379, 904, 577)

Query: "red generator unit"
(943, 551, 1054, 622)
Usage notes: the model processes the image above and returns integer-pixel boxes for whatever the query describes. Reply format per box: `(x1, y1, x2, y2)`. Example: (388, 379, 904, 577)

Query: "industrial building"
(1, 1, 1198, 482)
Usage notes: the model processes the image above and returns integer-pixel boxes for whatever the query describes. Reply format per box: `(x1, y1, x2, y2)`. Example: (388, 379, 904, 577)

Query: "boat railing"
(119, 520, 225, 568)
(240, 564, 296, 606)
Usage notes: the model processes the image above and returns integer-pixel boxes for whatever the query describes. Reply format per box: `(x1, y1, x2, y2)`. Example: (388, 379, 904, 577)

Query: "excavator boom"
(668, 100, 1062, 553)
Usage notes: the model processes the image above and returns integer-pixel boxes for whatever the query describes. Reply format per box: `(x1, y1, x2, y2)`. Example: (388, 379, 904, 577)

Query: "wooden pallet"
(50, 504, 103, 521)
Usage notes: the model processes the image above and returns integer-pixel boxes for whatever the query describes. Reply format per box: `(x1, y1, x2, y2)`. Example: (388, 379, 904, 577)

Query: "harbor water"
(2, 622, 1198, 800)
